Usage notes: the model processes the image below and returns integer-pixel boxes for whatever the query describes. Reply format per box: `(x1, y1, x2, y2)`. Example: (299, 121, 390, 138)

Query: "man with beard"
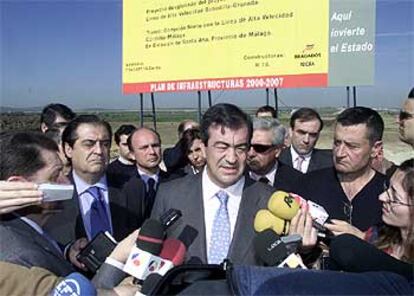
(247, 117, 302, 192)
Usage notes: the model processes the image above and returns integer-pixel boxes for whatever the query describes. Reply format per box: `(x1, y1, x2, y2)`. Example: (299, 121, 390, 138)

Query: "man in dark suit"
(247, 117, 302, 192)
(44, 115, 144, 245)
(279, 107, 333, 173)
(106, 124, 137, 189)
(151, 103, 273, 265)
(123, 127, 180, 220)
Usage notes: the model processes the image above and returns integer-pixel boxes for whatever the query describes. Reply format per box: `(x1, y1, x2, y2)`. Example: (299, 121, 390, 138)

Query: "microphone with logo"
(254, 190, 333, 242)
(123, 219, 165, 283)
(50, 272, 96, 296)
(254, 229, 307, 269)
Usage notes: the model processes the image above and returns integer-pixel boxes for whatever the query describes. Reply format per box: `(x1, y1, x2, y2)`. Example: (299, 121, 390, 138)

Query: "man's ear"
(64, 143, 73, 159)
(371, 140, 383, 159)
(274, 147, 283, 159)
(7, 176, 27, 182)
(40, 123, 48, 133)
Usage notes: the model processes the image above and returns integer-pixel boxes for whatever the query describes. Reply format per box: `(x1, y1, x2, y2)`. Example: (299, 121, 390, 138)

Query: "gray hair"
(252, 117, 286, 146)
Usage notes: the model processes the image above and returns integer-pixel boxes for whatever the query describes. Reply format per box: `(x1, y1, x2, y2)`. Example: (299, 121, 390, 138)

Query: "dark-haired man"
(44, 115, 145, 245)
(398, 88, 414, 149)
(107, 124, 137, 189)
(151, 103, 272, 265)
(279, 108, 332, 173)
(40, 103, 76, 133)
(298, 107, 387, 232)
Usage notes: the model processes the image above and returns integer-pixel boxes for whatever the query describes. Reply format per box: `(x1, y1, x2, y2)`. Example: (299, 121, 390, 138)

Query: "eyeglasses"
(250, 144, 276, 153)
(399, 110, 414, 121)
(382, 181, 414, 207)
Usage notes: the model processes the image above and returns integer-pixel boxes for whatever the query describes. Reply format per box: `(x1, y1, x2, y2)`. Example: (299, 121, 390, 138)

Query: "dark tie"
(88, 186, 110, 239)
(259, 177, 270, 185)
(146, 178, 157, 217)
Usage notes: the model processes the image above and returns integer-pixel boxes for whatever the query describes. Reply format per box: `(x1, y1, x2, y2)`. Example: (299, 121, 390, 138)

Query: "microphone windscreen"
(137, 219, 165, 255)
(177, 225, 198, 249)
(254, 229, 288, 266)
(268, 191, 300, 220)
(159, 238, 186, 266)
(254, 209, 290, 235)
(51, 272, 96, 296)
(330, 234, 413, 281)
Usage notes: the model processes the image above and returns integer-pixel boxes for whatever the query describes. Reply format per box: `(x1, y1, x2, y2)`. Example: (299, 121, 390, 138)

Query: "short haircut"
(252, 117, 286, 146)
(0, 131, 58, 180)
(180, 128, 202, 155)
(200, 103, 253, 145)
(255, 105, 277, 118)
(177, 120, 198, 138)
(127, 127, 161, 152)
(336, 107, 384, 144)
(61, 114, 112, 149)
(408, 88, 414, 99)
(40, 103, 76, 129)
(114, 124, 136, 145)
(290, 108, 323, 131)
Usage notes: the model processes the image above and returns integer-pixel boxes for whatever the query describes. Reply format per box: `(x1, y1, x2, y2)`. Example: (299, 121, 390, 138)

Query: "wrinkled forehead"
(334, 123, 370, 141)
(75, 123, 110, 140)
(207, 124, 249, 144)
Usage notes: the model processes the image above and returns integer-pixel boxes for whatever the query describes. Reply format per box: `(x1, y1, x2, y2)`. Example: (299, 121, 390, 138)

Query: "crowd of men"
(0, 88, 413, 294)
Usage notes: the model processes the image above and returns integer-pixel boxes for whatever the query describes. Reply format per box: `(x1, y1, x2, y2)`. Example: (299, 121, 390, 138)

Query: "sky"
(1, 0, 413, 110)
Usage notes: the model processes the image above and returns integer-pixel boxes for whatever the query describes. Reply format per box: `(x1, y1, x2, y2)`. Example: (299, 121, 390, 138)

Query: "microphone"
(123, 219, 165, 281)
(256, 190, 333, 240)
(254, 229, 306, 269)
(156, 238, 186, 276)
(330, 234, 413, 281)
(50, 272, 96, 296)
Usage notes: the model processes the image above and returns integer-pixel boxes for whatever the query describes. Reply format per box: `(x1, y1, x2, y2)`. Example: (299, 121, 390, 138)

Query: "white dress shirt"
(290, 146, 312, 173)
(202, 168, 244, 260)
(72, 171, 113, 240)
(137, 168, 159, 191)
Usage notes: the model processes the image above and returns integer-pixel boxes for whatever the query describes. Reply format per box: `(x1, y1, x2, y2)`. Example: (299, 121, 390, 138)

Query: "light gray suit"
(151, 172, 273, 265)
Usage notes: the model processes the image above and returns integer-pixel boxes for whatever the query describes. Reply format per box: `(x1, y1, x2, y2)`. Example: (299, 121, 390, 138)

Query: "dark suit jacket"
(106, 158, 137, 189)
(150, 173, 274, 265)
(0, 215, 127, 286)
(272, 162, 304, 193)
(0, 214, 74, 276)
(279, 147, 333, 173)
(44, 172, 140, 245)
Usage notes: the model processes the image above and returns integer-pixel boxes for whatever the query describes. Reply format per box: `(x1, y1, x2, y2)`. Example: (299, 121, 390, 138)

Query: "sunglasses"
(399, 111, 414, 121)
(251, 144, 276, 153)
(382, 181, 413, 207)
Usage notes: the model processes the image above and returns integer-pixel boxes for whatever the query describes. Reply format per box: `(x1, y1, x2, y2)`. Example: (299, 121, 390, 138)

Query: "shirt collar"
(138, 168, 160, 184)
(290, 146, 312, 160)
(118, 156, 134, 165)
(202, 167, 245, 201)
(72, 170, 108, 195)
(249, 162, 278, 184)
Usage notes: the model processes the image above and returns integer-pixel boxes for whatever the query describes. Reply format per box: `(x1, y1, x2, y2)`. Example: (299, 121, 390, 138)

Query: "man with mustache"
(45, 115, 143, 245)
(151, 103, 273, 265)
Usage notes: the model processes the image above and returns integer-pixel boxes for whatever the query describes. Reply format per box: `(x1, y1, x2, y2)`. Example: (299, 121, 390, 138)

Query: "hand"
(109, 229, 140, 263)
(113, 276, 140, 296)
(68, 238, 89, 271)
(324, 219, 365, 239)
(289, 207, 318, 250)
(0, 181, 43, 214)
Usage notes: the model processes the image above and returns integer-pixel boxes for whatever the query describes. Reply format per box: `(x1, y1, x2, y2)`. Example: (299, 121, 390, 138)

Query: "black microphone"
(330, 234, 413, 281)
(177, 225, 199, 250)
(254, 229, 289, 266)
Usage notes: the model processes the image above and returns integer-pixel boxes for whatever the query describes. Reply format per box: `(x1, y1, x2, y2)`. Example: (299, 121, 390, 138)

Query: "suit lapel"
(228, 178, 259, 262)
